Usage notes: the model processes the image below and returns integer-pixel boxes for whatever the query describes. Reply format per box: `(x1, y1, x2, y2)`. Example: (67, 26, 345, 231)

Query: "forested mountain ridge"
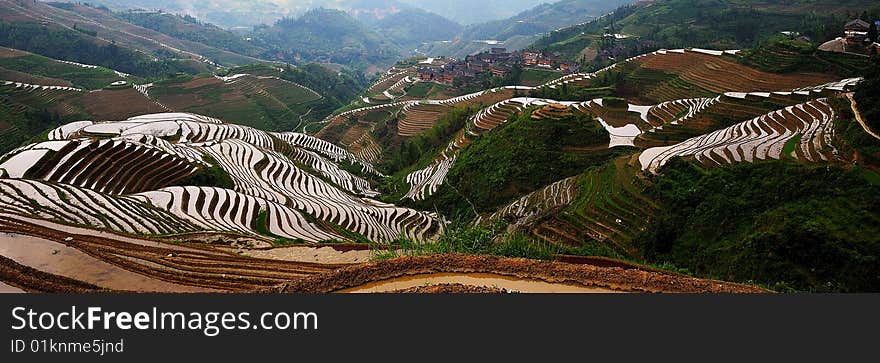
(252, 8, 404, 73)
(529, 0, 879, 63)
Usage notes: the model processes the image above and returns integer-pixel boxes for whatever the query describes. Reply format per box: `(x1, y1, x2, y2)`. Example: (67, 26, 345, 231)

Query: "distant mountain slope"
(339, 1, 464, 50)
(49, 1, 462, 70)
(114, 11, 267, 59)
(398, 0, 546, 25)
(373, 8, 463, 50)
(63, 0, 546, 27)
(0, 22, 208, 79)
(0, 44, 366, 154)
(47, 0, 289, 28)
(0, 0, 263, 66)
(252, 8, 404, 73)
(418, 0, 633, 58)
(464, 0, 633, 41)
(530, 0, 878, 62)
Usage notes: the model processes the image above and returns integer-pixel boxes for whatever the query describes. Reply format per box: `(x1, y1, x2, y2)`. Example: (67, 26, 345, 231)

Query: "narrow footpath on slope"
(846, 92, 880, 141)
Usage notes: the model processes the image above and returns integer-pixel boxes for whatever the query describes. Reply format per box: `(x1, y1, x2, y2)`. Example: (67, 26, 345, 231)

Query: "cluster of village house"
(418, 18, 879, 86)
(843, 19, 880, 54)
(819, 19, 880, 54)
(417, 48, 578, 85)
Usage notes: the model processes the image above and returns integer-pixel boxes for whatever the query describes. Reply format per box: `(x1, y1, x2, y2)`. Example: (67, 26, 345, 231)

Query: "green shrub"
(638, 160, 880, 292)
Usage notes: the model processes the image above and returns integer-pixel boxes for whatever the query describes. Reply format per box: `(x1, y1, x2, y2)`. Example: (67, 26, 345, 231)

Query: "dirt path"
(847, 93, 880, 141)
(277, 254, 771, 294)
(338, 272, 624, 293)
(239, 246, 372, 264)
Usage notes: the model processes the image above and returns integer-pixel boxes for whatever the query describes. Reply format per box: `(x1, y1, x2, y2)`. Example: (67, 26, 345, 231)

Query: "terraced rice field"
(2, 80, 82, 92)
(366, 68, 417, 102)
(540, 48, 840, 105)
(404, 155, 457, 201)
(1, 138, 202, 194)
(398, 103, 452, 136)
(488, 177, 579, 227)
(634, 87, 855, 147)
(0, 112, 441, 243)
(150, 73, 323, 130)
(0, 179, 201, 235)
(331, 48, 849, 202)
(402, 97, 534, 201)
(0, 215, 351, 292)
(273, 131, 381, 176)
(633, 49, 834, 94)
(404, 97, 651, 200)
(542, 157, 658, 255)
(0, 79, 86, 118)
(640, 99, 838, 173)
(482, 95, 848, 252)
(572, 100, 648, 147)
(0, 46, 861, 293)
(468, 76, 854, 254)
(0, 47, 132, 90)
(401, 77, 855, 201)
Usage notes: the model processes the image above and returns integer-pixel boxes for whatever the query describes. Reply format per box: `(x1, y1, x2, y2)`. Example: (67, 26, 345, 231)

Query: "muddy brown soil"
(0, 216, 348, 292)
(276, 254, 771, 294)
(338, 272, 622, 293)
(0, 233, 213, 292)
(0, 255, 106, 293)
(389, 284, 510, 294)
(552, 255, 691, 278)
(1, 215, 770, 294)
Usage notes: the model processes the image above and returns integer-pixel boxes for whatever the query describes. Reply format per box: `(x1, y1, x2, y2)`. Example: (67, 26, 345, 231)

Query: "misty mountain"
(464, 0, 634, 41)
(44, 0, 633, 70)
(115, 11, 267, 58)
(50, 0, 546, 28)
(418, 0, 634, 58)
(397, 0, 547, 25)
(252, 8, 404, 71)
(374, 9, 464, 50)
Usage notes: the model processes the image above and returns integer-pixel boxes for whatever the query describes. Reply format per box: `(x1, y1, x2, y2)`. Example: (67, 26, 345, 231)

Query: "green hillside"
(150, 64, 365, 131)
(639, 160, 880, 292)
(0, 49, 132, 90)
(531, 0, 878, 62)
(0, 22, 207, 78)
(394, 108, 622, 218)
(115, 11, 267, 61)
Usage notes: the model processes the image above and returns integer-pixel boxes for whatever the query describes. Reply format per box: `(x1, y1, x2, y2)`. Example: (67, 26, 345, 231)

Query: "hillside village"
(416, 47, 578, 86)
(820, 18, 880, 54)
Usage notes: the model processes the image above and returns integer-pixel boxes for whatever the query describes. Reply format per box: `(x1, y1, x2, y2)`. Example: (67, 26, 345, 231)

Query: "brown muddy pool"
(337, 272, 626, 293)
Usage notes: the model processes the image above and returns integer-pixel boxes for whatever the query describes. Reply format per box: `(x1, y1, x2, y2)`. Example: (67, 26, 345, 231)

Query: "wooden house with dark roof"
(844, 19, 871, 44)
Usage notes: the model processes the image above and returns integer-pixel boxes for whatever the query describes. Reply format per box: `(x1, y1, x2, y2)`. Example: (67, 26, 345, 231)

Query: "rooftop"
(845, 19, 870, 30)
